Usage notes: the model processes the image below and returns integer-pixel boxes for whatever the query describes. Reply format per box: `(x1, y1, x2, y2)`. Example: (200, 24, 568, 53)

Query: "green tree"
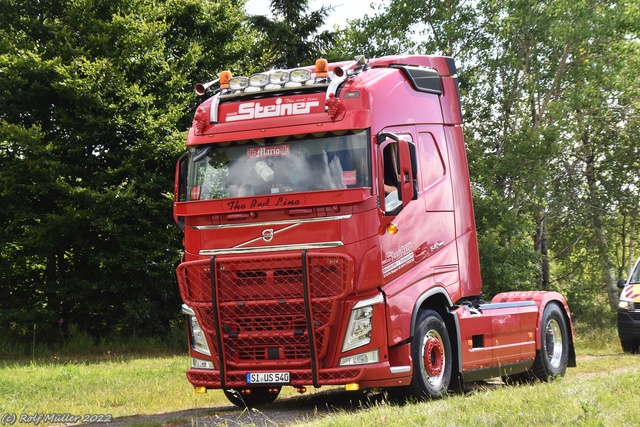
(248, 0, 336, 69)
(331, 0, 640, 315)
(0, 0, 252, 343)
(329, 0, 539, 296)
(469, 0, 639, 311)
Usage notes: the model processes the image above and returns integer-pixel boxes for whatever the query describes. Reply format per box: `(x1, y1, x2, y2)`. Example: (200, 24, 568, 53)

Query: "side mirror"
(618, 278, 628, 289)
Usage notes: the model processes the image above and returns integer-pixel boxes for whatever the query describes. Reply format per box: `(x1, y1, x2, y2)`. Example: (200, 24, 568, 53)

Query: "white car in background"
(618, 257, 640, 353)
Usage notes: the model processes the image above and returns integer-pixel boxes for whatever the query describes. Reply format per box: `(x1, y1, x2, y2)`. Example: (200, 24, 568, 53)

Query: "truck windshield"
(630, 262, 640, 284)
(186, 130, 371, 201)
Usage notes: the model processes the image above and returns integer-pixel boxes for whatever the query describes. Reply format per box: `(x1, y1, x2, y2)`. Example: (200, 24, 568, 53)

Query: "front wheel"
(406, 309, 452, 400)
(531, 304, 569, 380)
(223, 387, 281, 408)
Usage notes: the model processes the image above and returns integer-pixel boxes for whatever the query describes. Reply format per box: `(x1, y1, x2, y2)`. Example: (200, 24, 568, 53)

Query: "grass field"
(300, 354, 640, 427)
(1, 324, 638, 426)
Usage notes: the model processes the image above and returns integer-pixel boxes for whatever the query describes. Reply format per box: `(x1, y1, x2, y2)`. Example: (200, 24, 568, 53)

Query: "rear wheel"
(531, 304, 569, 380)
(406, 309, 452, 400)
(223, 387, 281, 408)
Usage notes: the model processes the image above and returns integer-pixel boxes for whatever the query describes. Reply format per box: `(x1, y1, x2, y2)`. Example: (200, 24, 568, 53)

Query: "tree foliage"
(247, 0, 335, 69)
(0, 0, 252, 342)
(331, 0, 640, 317)
(1, 0, 638, 345)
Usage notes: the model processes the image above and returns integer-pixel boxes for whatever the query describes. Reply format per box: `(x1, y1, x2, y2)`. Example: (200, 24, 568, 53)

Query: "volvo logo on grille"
(262, 228, 274, 242)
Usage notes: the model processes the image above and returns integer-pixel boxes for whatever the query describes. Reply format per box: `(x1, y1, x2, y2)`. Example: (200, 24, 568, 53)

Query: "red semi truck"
(173, 55, 576, 407)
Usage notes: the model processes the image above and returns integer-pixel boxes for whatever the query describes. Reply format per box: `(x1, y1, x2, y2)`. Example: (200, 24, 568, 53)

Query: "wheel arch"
(410, 288, 462, 389)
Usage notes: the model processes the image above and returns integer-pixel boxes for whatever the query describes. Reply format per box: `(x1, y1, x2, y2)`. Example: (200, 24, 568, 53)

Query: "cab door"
(377, 129, 457, 288)
(377, 131, 420, 282)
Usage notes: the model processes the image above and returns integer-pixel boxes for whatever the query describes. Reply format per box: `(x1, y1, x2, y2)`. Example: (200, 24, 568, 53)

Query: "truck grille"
(177, 253, 352, 378)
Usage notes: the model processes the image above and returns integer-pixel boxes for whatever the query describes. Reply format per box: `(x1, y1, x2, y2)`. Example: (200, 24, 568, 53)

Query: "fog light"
(190, 357, 214, 370)
(339, 350, 380, 366)
(194, 386, 207, 394)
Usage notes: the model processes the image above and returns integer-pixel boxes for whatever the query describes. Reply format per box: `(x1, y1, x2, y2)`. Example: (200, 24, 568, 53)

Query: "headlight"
(342, 294, 384, 352)
(182, 304, 211, 356)
(619, 300, 633, 311)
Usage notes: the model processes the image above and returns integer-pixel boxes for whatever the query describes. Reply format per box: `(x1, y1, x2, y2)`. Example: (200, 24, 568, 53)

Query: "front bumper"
(185, 359, 411, 390)
(617, 310, 640, 341)
(187, 366, 364, 389)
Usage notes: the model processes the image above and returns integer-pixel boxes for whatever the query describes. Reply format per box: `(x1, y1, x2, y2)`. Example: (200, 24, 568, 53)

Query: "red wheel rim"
(424, 336, 444, 377)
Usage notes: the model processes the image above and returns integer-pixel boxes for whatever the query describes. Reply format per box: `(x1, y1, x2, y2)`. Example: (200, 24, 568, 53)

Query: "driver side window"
(383, 143, 400, 197)
(380, 139, 403, 214)
(379, 133, 417, 215)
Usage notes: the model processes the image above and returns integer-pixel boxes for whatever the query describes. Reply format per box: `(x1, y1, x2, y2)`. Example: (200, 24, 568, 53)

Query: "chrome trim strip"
(390, 366, 411, 374)
(235, 223, 299, 248)
(191, 214, 352, 230)
(353, 293, 385, 309)
(326, 76, 346, 103)
(209, 93, 221, 123)
(181, 304, 195, 316)
(199, 241, 343, 256)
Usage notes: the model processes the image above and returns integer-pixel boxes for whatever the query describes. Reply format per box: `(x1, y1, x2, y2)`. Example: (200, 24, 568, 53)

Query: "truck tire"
(407, 309, 452, 399)
(223, 387, 280, 408)
(531, 303, 569, 380)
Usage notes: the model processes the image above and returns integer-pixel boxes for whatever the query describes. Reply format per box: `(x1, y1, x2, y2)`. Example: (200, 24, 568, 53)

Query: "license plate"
(246, 372, 290, 384)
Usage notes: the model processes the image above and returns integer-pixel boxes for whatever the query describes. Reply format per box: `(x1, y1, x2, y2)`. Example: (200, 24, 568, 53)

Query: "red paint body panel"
(492, 291, 575, 350)
(173, 55, 574, 392)
(456, 303, 538, 372)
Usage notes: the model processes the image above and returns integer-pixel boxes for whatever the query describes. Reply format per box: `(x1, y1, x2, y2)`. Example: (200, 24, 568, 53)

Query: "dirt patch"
(81, 388, 381, 427)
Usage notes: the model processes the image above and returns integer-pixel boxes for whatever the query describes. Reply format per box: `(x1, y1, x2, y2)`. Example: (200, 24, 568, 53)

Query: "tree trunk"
(535, 206, 550, 290)
(582, 131, 618, 311)
(628, 217, 636, 277)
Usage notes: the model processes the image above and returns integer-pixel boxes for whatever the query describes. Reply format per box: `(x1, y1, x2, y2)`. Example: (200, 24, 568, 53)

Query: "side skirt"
(462, 360, 534, 383)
